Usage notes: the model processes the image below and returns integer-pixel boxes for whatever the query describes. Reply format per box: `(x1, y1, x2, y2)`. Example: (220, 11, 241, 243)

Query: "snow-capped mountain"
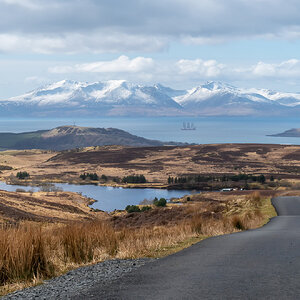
(7, 80, 181, 108)
(174, 81, 288, 116)
(1, 80, 300, 117)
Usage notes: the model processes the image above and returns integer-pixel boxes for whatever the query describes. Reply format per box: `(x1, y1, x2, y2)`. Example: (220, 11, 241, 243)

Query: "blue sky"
(1, 0, 300, 97)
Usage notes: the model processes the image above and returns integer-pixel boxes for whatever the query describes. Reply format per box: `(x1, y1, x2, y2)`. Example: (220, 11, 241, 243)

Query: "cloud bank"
(1, 0, 300, 53)
(48, 56, 300, 87)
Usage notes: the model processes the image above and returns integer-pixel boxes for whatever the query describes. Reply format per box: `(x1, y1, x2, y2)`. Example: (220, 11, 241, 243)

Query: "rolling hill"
(0, 125, 175, 150)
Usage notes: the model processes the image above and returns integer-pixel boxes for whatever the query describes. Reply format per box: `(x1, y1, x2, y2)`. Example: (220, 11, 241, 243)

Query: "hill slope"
(0, 125, 171, 150)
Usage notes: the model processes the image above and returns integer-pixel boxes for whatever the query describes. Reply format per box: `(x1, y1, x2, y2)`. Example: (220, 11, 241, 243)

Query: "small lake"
(0, 182, 192, 212)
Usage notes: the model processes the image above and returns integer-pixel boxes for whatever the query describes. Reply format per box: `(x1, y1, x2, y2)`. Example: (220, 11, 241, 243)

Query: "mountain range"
(1, 80, 300, 117)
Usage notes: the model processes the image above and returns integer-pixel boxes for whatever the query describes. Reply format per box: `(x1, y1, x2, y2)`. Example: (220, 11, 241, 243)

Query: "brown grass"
(0, 224, 54, 286)
(0, 192, 276, 296)
(3, 143, 300, 186)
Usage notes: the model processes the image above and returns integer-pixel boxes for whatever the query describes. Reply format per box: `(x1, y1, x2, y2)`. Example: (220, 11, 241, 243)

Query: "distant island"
(0, 125, 184, 151)
(268, 128, 300, 137)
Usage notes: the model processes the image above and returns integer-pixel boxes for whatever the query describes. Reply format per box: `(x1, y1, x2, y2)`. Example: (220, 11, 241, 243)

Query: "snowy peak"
(176, 81, 280, 107)
(2, 80, 300, 117)
(7, 80, 180, 108)
(201, 81, 236, 91)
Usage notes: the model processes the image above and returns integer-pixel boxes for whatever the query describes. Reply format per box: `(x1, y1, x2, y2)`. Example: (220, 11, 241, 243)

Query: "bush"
(122, 175, 147, 184)
(80, 173, 99, 181)
(125, 205, 141, 213)
(0, 165, 12, 170)
(16, 171, 29, 179)
(153, 198, 167, 207)
(101, 174, 108, 181)
(141, 206, 152, 212)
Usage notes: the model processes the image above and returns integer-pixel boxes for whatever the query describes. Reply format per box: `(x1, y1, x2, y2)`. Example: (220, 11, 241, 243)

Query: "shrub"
(0, 165, 12, 170)
(122, 175, 147, 184)
(141, 206, 152, 212)
(153, 198, 167, 207)
(101, 174, 108, 181)
(125, 205, 141, 213)
(16, 171, 30, 179)
(80, 173, 99, 181)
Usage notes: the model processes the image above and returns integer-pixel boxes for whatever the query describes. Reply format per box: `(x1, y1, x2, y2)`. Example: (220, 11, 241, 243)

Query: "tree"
(153, 198, 167, 207)
(258, 175, 266, 184)
(122, 174, 147, 183)
(16, 171, 29, 179)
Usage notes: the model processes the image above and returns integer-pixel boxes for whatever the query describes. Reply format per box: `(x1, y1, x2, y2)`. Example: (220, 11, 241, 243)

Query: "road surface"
(74, 196, 300, 299)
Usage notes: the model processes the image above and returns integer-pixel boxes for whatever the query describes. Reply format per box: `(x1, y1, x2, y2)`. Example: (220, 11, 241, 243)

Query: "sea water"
(0, 116, 299, 145)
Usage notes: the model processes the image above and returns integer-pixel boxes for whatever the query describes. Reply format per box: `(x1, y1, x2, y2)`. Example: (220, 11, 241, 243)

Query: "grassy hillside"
(0, 126, 166, 150)
(0, 130, 46, 150)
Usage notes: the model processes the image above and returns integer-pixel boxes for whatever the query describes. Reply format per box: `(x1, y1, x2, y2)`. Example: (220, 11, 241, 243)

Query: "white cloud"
(252, 59, 300, 77)
(0, 34, 67, 54)
(176, 59, 225, 77)
(49, 57, 300, 85)
(49, 56, 155, 74)
(1, 0, 41, 9)
(0, 33, 166, 54)
(25, 76, 48, 85)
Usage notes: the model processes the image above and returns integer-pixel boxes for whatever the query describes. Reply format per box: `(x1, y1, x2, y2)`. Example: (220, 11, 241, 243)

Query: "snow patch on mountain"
(2, 80, 300, 116)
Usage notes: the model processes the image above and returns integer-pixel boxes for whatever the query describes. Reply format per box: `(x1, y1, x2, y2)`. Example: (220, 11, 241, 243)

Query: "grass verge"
(0, 191, 276, 296)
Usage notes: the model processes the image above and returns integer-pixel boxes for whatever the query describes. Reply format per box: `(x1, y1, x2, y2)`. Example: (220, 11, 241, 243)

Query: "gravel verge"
(2, 258, 155, 300)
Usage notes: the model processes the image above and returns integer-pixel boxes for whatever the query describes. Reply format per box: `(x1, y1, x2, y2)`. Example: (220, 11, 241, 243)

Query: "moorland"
(2, 142, 300, 295)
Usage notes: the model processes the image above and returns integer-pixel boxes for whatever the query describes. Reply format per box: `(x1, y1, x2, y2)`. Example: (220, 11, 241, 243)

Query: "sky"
(1, 0, 300, 98)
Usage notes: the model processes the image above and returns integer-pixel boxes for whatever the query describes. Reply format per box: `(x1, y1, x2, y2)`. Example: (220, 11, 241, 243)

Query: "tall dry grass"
(0, 221, 194, 289)
(0, 192, 271, 293)
(0, 224, 54, 286)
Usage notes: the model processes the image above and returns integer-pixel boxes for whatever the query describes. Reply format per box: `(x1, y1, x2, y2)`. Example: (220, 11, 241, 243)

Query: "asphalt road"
(74, 196, 300, 299)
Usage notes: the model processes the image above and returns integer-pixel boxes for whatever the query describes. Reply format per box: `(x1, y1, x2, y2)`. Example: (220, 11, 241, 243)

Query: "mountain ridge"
(2, 80, 300, 117)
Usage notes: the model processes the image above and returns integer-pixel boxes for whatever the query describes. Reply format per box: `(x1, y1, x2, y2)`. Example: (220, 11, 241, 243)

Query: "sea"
(1, 116, 300, 211)
(0, 116, 300, 145)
